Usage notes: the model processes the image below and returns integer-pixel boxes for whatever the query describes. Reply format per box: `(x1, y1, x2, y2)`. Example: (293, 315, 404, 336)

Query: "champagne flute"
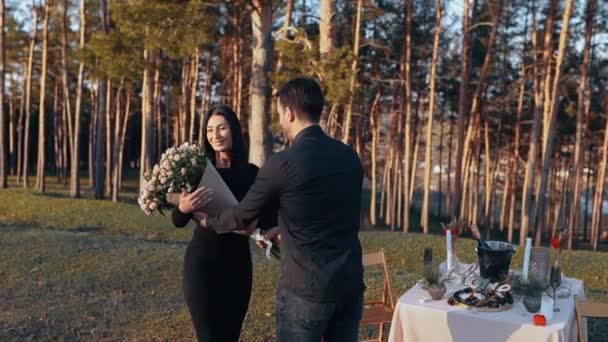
(550, 265, 561, 312)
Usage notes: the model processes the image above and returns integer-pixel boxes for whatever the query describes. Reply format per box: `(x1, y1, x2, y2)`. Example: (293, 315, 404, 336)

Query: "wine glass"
(550, 266, 561, 312)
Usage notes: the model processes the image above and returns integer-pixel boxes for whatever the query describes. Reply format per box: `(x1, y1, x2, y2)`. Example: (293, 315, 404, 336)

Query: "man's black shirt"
(207, 125, 365, 302)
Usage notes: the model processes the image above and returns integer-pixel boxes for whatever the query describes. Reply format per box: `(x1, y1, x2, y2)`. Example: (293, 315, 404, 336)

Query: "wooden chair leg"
(379, 322, 384, 342)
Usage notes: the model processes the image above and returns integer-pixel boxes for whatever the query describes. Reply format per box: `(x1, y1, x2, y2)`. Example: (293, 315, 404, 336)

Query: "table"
(388, 276, 585, 342)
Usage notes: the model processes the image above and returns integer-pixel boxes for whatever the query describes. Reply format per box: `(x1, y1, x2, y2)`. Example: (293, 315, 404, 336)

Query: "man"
(199, 77, 365, 341)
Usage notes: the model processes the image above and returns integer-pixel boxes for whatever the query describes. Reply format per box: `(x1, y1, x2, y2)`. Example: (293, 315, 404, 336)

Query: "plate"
(451, 287, 514, 312)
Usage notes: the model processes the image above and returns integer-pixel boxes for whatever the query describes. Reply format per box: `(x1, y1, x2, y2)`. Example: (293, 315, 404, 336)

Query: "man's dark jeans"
(275, 289, 364, 342)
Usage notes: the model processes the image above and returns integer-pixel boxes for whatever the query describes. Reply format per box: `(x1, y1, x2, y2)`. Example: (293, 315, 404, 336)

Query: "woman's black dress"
(172, 163, 275, 342)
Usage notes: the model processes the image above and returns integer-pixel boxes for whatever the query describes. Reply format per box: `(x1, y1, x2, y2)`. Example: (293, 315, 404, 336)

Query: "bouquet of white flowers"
(138, 142, 207, 215)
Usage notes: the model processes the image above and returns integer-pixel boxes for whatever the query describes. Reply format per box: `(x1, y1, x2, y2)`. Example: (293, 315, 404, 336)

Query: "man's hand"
(192, 211, 209, 227)
(256, 226, 281, 249)
(233, 219, 258, 236)
(178, 187, 213, 214)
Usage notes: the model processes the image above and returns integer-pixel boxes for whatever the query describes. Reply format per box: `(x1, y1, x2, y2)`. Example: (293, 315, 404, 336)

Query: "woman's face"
(206, 114, 233, 153)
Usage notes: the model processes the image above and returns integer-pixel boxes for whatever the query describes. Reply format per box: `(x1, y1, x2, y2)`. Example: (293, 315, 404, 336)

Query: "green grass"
(2, 178, 608, 340)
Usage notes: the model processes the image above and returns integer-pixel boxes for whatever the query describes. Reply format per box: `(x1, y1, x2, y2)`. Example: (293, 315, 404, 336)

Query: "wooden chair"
(360, 249, 395, 342)
(575, 297, 608, 342)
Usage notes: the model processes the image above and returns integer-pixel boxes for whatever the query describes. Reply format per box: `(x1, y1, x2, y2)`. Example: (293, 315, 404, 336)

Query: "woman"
(171, 105, 276, 341)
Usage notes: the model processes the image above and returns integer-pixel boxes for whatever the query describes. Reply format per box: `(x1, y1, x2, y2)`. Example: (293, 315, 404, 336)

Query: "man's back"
(275, 125, 364, 302)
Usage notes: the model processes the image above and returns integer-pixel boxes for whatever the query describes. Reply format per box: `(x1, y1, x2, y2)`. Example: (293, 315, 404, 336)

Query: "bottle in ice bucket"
(477, 240, 516, 282)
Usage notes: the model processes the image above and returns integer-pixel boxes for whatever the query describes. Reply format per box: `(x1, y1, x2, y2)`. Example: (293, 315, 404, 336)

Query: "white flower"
(191, 159, 197, 166)
(162, 160, 171, 169)
(181, 168, 187, 175)
(146, 184, 155, 192)
(168, 187, 174, 193)
(174, 154, 182, 162)
(149, 202, 158, 210)
(183, 142, 190, 148)
(156, 185, 163, 191)
(153, 165, 159, 173)
(167, 171, 174, 178)
(167, 147, 176, 154)
(142, 190, 150, 198)
(186, 184, 192, 192)
(160, 177, 167, 185)
(151, 176, 157, 183)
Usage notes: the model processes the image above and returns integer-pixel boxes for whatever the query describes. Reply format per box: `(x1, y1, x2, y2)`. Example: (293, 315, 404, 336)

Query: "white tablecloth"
(388, 277, 585, 342)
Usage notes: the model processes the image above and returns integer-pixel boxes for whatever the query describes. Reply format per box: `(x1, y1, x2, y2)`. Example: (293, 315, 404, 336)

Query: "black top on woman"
(171, 105, 276, 342)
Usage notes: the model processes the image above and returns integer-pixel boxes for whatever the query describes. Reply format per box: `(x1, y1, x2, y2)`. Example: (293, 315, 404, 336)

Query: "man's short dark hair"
(277, 77, 325, 123)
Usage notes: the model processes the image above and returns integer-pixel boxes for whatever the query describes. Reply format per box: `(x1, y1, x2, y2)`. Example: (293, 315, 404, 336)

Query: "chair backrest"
(362, 249, 394, 309)
(575, 297, 608, 342)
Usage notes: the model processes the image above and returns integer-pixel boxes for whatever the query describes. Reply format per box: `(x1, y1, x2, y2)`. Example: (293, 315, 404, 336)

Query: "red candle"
(533, 314, 547, 326)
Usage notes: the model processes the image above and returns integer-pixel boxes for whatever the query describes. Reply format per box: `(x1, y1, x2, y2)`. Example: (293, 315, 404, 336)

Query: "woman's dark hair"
(202, 104, 248, 169)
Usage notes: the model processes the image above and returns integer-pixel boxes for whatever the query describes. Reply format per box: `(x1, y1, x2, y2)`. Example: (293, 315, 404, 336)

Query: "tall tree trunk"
(179, 58, 189, 145)
(520, 8, 544, 245)
(111, 84, 123, 202)
(189, 49, 200, 143)
(249, 0, 273, 166)
(153, 57, 161, 156)
(36, 1, 51, 193)
(420, 0, 442, 233)
(140, 48, 154, 188)
(104, 80, 112, 197)
(317, 0, 333, 136)
(117, 92, 130, 192)
(410, 123, 421, 204)
(89, 89, 96, 189)
(95, 78, 106, 198)
(447, 117, 454, 219)
(533, 0, 573, 246)
(95, 0, 109, 198)
(70, 0, 85, 198)
(402, 0, 413, 232)
(369, 89, 381, 226)
(17, 63, 26, 183)
(9, 96, 15, 176)
(483, 118, 492, 227)
(341, 0, 362, 145)
(61, 94, 70, 184)
(385, 152, 394, 227)
(0, 0, 5, 188)
(453, 0, 471, 218)
(390, 143, 399, 229)
(53, 84, 61, 182)
(61, 88, 69, 184)
(22, 8, 38, 188)
(591, 105, 608, 251)
(319, 0, 335, 55)
(199, 53, 212, 141)
(61, 0, 73, 167)
(540, 0, 557, 154)
(583, 142, 593, 241)
(438, 112, 444, 218)
(568, 0, 596, 249)
(506, 66, 525, 241)
(380, 156, 389, 221)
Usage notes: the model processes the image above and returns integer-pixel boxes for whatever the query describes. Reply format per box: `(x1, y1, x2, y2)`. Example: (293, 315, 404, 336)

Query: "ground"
(1, 179, 607, 341)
